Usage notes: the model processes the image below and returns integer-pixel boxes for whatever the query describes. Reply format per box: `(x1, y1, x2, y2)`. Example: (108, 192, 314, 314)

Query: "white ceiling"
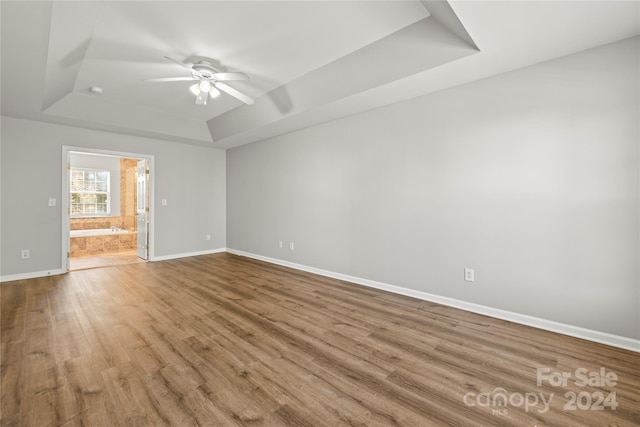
(1, 1, 638, 149)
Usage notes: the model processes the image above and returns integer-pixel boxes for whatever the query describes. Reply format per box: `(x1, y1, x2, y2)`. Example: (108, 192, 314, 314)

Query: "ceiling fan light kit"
(189, 83, 200, 96)
(146, 57, 254, 106)
(189, 82, 221, 106)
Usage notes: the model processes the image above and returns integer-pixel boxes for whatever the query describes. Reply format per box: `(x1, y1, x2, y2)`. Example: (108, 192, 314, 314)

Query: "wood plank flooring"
(1, 253, 639, 426)
(69, 249, 146, 271)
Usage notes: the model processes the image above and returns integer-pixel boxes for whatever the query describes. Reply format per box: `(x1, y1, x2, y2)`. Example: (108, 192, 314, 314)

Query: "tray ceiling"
(1, 1, 638, 148)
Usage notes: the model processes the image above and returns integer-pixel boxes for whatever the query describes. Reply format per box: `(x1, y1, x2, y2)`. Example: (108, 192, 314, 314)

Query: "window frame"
(70, 167, 111, 217)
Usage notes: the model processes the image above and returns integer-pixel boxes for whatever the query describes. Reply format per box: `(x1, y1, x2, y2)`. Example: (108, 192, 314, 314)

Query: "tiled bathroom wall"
(69, 216, 127, 230)
(120, 158, 138, 231)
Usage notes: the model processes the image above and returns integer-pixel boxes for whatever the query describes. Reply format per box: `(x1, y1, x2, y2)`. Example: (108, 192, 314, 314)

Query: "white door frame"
(61, 146, 155, 272)
(136, 159, 150, 260)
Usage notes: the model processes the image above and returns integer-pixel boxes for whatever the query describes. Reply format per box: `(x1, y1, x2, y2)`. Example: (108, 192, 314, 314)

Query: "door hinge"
(67, 164, 71, 170)
(67, 252, 70, 258)
(145, 207, 149, 212)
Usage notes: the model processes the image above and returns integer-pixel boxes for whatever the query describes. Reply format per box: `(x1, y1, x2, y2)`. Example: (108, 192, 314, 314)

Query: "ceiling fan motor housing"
(192, 60, 218, 78)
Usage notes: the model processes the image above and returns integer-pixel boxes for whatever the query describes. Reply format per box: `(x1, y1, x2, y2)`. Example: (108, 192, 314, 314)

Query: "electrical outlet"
(289, 242, 294, 251)
(464, 268, 475, 282)
(48, 198, 56, 207)
(161, 199, 167, 206)
(279, 241, 283, 249)
(21, 249, 30, 259)
(205, 234, 211, 241)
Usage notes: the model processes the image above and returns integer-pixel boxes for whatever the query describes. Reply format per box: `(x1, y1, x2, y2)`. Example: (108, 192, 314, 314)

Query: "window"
(70, 168, 110, 216)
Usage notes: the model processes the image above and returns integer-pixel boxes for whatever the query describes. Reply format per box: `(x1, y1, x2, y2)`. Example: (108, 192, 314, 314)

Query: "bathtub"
(70, 228, 137, 257)
(70, 228, 130, 237)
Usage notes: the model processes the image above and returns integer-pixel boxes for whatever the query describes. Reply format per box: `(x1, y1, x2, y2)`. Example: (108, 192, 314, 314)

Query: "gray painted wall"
(1, 117, 226, 276)
(227, 37, 639, 339)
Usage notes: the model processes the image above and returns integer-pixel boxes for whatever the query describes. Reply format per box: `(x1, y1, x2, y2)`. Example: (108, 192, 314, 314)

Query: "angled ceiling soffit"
(42, 1, 102, 111)
(207, 0, 480, 148)
(421, 0, 479, 51)
(45, 92, 213, 143)
(40, 2, 212, 144)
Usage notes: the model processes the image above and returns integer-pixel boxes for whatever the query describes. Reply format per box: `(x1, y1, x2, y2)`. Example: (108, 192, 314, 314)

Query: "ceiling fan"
(146, 56, 254, 106)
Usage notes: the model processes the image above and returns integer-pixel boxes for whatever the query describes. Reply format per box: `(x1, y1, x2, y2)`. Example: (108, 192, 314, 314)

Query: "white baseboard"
(0, 269, 66, 283)
(227, 249, 640, 353)
(0, 249, 228, 281)
(152, 248, 226, 262)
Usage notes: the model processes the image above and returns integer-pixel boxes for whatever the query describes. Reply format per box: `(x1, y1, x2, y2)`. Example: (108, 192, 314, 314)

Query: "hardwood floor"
(69, 249, 146, 271)
(1, 253, 638, 426)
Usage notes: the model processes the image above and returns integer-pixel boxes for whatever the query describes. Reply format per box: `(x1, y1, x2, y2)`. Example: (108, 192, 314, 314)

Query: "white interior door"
(136, 159, 149, 260)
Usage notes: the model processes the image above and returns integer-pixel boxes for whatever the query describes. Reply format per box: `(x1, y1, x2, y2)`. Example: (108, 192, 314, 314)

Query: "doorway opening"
(62, 147, 153, 271)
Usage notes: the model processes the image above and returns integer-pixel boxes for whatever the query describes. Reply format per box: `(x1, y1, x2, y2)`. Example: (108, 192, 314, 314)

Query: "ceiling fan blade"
(195, 90, 208, 106)
(163, 56, 193, 71)
(212, 72, 249, 81)
(214, 82, 254, 105)
(145, 77, 197, 83)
